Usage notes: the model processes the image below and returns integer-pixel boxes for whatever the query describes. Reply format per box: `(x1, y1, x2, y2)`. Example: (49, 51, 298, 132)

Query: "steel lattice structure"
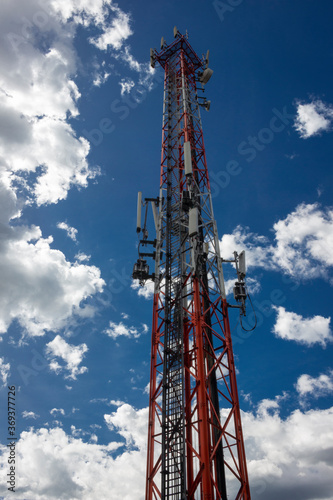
(141, 30, 251, 500)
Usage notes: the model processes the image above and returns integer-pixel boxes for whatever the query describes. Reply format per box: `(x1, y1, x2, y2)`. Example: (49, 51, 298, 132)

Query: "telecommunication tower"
(133, 28, 252, 500)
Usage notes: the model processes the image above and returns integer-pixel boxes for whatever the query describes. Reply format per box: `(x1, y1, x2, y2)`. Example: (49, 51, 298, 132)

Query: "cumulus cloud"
(0, 399, 332, 499)
(0, 223, 104, 337)
(272, 306, 332, 347)
(294, 99, 333, 138)
(104, 404, 148, 451)
(0, 358, 10, 386)
(109, 399, 126, 407)
(46, 335, 88, 379)
(50, 408, 65, 416)
(89, 5, 133, 50)
(22, 411, 40, 419)
(0, 0, 154, 212)
(71, 425, 97, 442)
(220, 227, 270, 269)
(0, 408, 145, 499)
(243, 403, 333, 499)
(220, 203, 333, 281)
(0, 2, 100, 207)
(272, 203, 333, 276)
(296, 371, 333, 398)
(104, 321, 148, 340)
(119, 77, 135, 95)
(93, 71, 111, 87)
(131, 279, 155, 299)
(74, 251, 90, 262)
(57, 221, 78, 241)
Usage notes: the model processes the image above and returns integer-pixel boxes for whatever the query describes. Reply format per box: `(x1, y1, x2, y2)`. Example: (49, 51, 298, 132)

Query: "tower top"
(150, 28, 205, 70)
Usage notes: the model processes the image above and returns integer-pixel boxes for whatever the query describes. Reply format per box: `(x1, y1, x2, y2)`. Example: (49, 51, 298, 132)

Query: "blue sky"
(0, 0, 333, 498)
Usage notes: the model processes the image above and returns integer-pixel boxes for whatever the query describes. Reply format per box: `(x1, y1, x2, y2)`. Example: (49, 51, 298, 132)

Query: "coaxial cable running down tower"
(133, 28, 252, 500)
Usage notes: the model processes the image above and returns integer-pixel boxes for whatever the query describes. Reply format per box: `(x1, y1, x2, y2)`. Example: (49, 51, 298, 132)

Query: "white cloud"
(93, 71, 110, 87)
(0, 2, 99, 207)
(89, 5, 133, 50)
(0, 0, 154, 212)
(243, 403, 333, 499)
(57, 221, 78, 241)
(0, 223, 104, 337)
(22, 411, 40, 419)
(104, 404, 148, 451)
(104, 321, 148, 340)
(142, 323, 149, 333)
(220, 226, 270, 269)
(220, 203, 333, 281)
(71, 425, 97, 442)
(46, 335, 88, 379)
(29, 118, 99, 206)
(0, 0, 153, 212)
(0, 407, 145, 499)
(272, 203, 333, 276)
(50, 408, 65, 416)
(294, 99, 333, 138)
(119, 78, 135, 95)
(120, 46, 144, 72)
(0, 171, 22, 223)
(109, 399, 126, 407)
(131, 279, 155, 299)
(89, 398, 108, 404)
(0, 400, 332, 499)
(272, 306, 332, 347)
(90, 424, 102, 430)
(246, 276, 261, 294)
(296, 371, 333, 398)
(0, 358, 10, 386)
(74, 252, 90, 262)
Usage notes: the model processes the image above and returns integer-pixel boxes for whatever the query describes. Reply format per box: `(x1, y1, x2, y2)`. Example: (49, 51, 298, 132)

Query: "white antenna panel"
(189, 207, 198, 237)
(239, 250, 246, 277)
(184, 141, 192, 176)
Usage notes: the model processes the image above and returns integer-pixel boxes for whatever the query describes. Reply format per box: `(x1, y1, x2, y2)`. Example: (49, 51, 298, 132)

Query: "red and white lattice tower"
(136, 28, 251, 500)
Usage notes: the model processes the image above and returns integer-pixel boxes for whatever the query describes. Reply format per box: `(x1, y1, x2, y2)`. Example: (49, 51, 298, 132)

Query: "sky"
(0, 0, 332, 499)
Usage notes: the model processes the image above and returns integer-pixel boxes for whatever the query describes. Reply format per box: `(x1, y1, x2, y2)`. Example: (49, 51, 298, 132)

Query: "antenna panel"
(239, 250, 246, 277)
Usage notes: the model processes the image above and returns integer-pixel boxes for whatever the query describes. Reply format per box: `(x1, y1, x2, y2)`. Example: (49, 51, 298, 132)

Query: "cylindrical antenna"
(137, 191, 142, 233)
